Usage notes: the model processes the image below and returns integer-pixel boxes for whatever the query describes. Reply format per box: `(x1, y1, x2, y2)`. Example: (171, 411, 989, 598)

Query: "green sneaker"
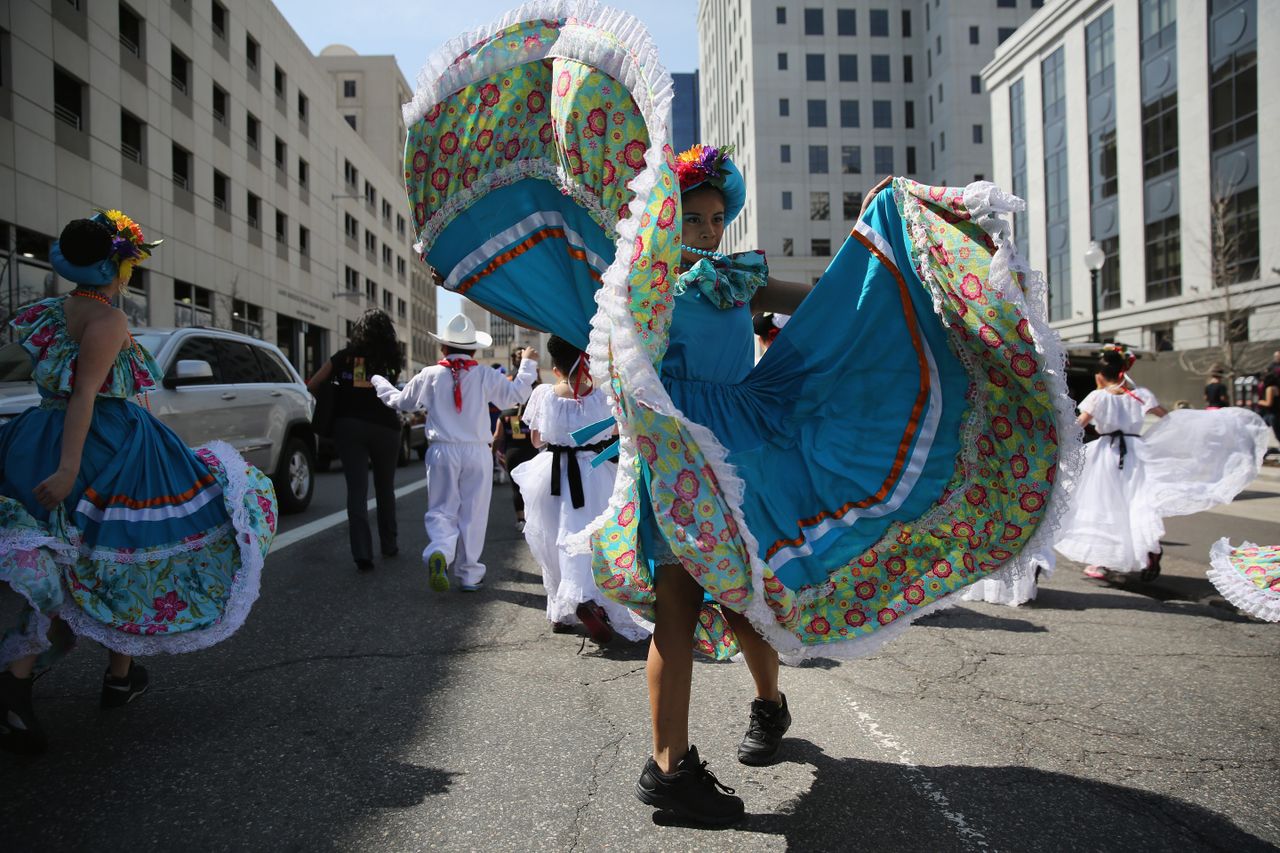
(427, 552, 450, 593)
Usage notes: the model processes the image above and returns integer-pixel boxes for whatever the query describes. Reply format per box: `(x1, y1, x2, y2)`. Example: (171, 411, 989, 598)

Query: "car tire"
(273, 436, 315, 514)
(396, 428, 411, 467)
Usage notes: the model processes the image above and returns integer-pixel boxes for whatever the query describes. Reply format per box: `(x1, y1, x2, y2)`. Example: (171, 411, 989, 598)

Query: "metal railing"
(119, 34, 141, 57)
(54, 103, 81, 129)
(121, 142, 142, 163)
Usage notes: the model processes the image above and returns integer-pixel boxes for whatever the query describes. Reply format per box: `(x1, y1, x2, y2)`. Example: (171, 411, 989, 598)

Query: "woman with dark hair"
(1055, 345, 1266, 581)
(0, 211, 276, 754)
(308, 309, 402, 572)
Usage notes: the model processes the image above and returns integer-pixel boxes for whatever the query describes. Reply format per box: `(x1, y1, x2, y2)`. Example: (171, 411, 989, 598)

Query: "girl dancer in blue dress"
(0, 212, 277, 754)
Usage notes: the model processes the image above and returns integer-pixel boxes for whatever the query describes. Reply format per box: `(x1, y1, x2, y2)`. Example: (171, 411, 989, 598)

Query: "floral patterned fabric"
(12, 298, 161, 399)
(1208, 539, 1280, 623)
(0, 300, 276, 665)
(404, 4, 1075, 660)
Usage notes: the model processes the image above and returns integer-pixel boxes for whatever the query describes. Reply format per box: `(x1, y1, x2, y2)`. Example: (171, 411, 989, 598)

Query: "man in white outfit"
(371, 314, 539, 592)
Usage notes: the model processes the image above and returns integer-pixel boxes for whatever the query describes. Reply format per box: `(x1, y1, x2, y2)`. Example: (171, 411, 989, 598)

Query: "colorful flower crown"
(675, 144, 736, 193)
(1102, 342, 1136, 370)
(93, 208, 162, 264)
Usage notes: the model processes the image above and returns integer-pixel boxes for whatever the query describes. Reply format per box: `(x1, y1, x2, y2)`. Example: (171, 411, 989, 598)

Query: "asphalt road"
(1, 463, 1277, 852)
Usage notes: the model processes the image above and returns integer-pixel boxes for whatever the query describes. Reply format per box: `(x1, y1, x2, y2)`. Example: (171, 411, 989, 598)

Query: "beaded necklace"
(69, 289, 151, 409)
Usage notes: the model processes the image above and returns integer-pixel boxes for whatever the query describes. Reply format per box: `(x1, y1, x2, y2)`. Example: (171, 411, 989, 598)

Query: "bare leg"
(722, 607, 781, 703)
(648, 562, 704, 773)
(107, 651, 131, 679)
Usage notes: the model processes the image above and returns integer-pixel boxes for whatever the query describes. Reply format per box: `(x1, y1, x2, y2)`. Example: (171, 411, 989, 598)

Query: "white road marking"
(849, 700, 990, 850)
(270, 479, 428, 553)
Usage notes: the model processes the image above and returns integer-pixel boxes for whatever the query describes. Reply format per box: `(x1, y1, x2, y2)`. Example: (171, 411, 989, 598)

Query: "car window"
(217, 340, 264, 384)
(169, 337, 222, 383)
(253, 346, 295, 384)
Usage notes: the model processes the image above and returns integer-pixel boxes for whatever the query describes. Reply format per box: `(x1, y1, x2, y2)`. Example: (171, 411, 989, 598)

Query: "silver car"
(0, 327, 317, 513)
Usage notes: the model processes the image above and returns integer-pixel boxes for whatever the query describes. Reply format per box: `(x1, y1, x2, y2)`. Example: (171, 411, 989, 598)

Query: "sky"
(274, 0, 701, 329)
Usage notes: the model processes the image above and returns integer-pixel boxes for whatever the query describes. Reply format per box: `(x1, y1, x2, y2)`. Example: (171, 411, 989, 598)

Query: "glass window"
(1215, 187, 1260, 285)
(808, 145, 829, 174)
(998, 0, 1016, 6)
(906, 146, 917, 173)
(254, 347, 294, 383)
(901, 9, 912, 37)
(811, 238, 831, 257)
(779, 97, 790, 117)
(839, 99, 859, 127)
(777, 52, 788, 70)
(842, 192, 860, 220)
(971, 75, 982, 94)
(781, 191, 793, 210)
(1098, 235, 1121, 310)
(782, 238, 794, 256)
(838, 54, 857, 81)
(872, 100, 892, 128)
(841, 145, 861, 174)
(969, 25, 980, 44)
(871, 55, 890, 82)
(972, 124, 984, 144)
(837, 8, 856, 35)
(807, 99, 827, 127)
(870, 8, 889, 36)
(903, 55, 914, 83)
(1209, 32, 1257, 150)
(806, 53, 825, 81)
(217, 340, 262, 383)
(1144, 215, 1181, 301)
(904, 100, 915, 128)
(245, 34, 259, 71)
(874, 145, 893, 174)
(998, 27, 1016, 43)
(804, 7, 823, 35)
(780, 144, 791, 163)
(121, 110, 145, 163)
(776, 6, 786, 24)
(810, 191, 830, 221)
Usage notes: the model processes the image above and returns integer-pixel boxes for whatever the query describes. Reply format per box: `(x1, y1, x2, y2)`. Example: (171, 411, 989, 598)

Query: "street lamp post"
(1083, 240, 1106, 343)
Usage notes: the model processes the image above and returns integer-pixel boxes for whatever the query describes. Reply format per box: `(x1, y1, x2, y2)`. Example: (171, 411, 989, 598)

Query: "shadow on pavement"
(746, 739, 1273, 851)
(917, 606, 1049, 633)
(1033, 586, 1251, 622)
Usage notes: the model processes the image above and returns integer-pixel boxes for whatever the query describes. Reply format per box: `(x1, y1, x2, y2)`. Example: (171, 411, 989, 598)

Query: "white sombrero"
(430, 313, 492, 349)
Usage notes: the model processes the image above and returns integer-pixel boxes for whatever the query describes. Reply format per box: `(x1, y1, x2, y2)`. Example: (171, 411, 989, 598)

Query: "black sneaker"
(0, 671, 47, 755)
(635, 745, 745, 826)
(356, 559, 376, 573)
(101, 662, 149, 709)
(737, 693, 791, 766)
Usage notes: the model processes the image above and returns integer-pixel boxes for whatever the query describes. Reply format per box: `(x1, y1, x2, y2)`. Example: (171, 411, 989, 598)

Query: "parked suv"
(0, 327, 317, 513)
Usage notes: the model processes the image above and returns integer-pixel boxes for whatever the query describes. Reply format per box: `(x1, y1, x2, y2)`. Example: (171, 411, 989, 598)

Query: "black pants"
(504, 444, 538, 514)
(333, 417, 400, 562)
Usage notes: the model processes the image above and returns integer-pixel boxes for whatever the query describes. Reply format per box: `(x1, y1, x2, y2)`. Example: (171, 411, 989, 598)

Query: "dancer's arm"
(305, 358, 333, 393)
(490, 348, 539, 408)
(34, 313, 127, 509)
(372, 367, 429, 412)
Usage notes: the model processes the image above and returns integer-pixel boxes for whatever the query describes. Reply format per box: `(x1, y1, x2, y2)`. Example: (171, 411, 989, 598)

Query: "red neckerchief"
(438, 356, 478, 411)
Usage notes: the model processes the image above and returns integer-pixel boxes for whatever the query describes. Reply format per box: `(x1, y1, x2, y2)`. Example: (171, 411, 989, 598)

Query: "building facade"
(671, 70, 701, 152)
(697, 0, 1041, 285)
(0, 0, 434, 378)
(985, 0, 1276, 350)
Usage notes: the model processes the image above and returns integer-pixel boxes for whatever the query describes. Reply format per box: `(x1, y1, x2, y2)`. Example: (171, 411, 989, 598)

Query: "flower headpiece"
(675, 144, 735, 193)
(92, 209, 163, 265)
(674, 143, 747, 224)
(1102, 343, 1137, 371)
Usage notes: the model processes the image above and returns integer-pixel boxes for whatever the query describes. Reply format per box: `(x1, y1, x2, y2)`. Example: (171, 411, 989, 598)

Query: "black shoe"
(381, 546, 399, 558)
(1139, 551, 1162, 583)
(0, 672, 47, 755)
(356, 559, 376, 572)
(101, 663, 149, 709)
(737, 693, 791, 766)
(635, 745, 745, 826)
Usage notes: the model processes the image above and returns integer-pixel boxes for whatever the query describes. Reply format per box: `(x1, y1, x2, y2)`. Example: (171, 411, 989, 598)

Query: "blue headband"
(50, 242, 118, 287)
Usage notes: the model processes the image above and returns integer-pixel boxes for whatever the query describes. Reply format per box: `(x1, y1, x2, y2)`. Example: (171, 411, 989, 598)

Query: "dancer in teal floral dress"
(0, 211, 277, 754)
